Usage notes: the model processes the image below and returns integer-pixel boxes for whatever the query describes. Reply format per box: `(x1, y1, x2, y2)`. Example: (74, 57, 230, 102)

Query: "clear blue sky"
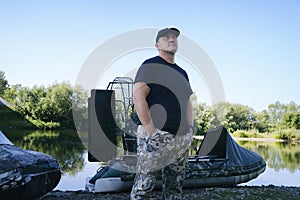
(1, 0, 299, 111)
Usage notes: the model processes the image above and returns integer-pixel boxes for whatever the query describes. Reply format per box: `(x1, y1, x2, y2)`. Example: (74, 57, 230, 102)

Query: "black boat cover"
(197, 126, 264, 166)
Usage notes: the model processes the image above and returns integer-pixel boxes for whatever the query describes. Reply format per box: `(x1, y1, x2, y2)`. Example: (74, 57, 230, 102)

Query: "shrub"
(272, 129, 300, 141)
(232, 130, 249, 138)
(232, 130, 263, 138)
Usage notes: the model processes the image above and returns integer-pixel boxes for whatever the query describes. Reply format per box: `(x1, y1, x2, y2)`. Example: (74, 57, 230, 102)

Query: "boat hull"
(0, 130, 61, 200)
(85, 157, 266, 193)
(86, 165, 265, 193)
(0, 170, 61, 200)
(85, 126, 267, 193)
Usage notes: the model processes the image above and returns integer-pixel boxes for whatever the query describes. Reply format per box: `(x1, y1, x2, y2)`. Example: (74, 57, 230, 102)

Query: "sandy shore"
(41, 185, 300, 200)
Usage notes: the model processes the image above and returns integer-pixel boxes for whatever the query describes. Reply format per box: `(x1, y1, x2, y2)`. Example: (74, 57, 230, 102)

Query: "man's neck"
(158, 50, 175, 64)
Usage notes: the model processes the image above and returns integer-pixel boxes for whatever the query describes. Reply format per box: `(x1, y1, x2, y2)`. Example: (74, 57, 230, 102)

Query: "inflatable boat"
(85, 126, 266, 193)
(0, 130, 61, 200)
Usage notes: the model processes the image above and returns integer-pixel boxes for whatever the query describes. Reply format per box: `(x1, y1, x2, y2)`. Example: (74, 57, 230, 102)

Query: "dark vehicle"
(0, 130, 61, 200)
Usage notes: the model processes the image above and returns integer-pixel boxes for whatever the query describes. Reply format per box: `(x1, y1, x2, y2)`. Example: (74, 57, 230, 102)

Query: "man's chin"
(167, 49, 177, 54)
(161, 49, 177, 54)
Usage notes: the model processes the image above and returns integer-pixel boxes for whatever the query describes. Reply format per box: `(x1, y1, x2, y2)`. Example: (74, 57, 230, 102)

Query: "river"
(3, 129, 300, 191)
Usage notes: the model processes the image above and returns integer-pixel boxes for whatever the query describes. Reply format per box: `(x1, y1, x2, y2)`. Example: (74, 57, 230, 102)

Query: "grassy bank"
(232, 129, 300, 142)
(0, 106, 35, 130)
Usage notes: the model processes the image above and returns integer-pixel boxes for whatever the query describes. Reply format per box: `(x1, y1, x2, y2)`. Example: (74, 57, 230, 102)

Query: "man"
(130, 27, 194, 200)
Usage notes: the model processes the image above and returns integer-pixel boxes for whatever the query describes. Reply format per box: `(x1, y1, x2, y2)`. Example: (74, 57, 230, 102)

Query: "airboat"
(85, 77, 266, 193)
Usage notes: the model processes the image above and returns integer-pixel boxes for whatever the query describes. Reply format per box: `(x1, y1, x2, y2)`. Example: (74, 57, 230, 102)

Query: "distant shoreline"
(193, 135, 286, 142)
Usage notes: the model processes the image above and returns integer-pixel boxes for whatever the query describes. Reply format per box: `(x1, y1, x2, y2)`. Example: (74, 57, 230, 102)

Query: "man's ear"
(155, 43, 159, 50)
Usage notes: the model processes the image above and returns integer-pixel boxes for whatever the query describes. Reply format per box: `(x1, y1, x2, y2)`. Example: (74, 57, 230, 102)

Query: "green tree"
(0, 71, 8, 95)
(279, 112, 300, 129)
(267, 101, 287, 125)
(3, 84, 21, 103)
(210, 103, 227, 128)
(71, 85, 88, 130)
(35, 82, 84, 128)
(286, 101, 300, 112)
(211, 103, 256, 133)
(36, 83, 72, 124)
(254, 110, 271, 132)
(12, 86, 32, 116)
(263, 101, 300, 130)
(3, 82, 88, 129)
(193, 103, 214, 135)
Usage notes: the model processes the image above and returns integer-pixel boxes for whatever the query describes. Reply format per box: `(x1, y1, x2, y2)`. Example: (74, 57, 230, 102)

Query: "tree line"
(1, 71, 87, 129)
(192, 98, 300, 135)
(1, 71, 300, 134)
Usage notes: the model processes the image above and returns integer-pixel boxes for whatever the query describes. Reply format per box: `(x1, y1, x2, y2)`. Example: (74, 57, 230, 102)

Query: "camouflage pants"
(130, 126, 192, 200)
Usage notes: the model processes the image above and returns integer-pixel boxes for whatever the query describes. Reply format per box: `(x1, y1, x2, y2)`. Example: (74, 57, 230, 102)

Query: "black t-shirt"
(134, 56, 193, 134)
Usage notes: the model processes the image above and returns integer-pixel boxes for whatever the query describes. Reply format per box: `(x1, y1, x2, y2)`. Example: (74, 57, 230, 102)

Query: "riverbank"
(193, 135, 286, 142)
(41, 185, 300, 200)
(0, 104, 35, 129)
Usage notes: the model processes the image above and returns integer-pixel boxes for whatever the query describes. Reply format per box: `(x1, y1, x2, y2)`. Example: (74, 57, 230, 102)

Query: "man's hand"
(143, 122, 155, 137)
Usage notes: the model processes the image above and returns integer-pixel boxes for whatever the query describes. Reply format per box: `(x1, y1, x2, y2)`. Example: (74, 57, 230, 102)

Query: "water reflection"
(236, 140, 300, 173)
(5, 129, 86, 176)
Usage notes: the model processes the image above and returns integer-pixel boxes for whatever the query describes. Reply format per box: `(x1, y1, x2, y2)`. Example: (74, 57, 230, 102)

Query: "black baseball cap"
(156, 27, 180, 43)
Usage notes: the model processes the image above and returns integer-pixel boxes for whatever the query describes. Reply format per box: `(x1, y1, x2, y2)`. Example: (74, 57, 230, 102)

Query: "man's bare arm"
(133, 82, 155, 137)
(187, 97, 193, 127)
